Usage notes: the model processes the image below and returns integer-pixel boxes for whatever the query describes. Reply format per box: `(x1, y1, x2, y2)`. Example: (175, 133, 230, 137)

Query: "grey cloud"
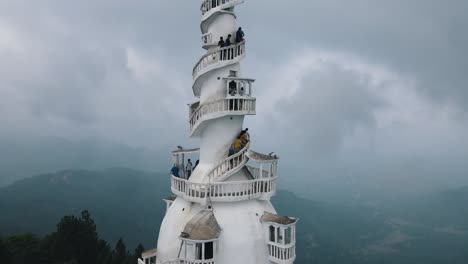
(0, 0, 467, 199)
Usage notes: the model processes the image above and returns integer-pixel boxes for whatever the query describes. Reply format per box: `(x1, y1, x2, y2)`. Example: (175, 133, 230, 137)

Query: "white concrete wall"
(156, 197, 277, 264)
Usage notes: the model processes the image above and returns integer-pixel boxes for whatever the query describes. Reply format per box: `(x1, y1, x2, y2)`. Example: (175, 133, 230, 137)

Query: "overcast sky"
(1, 0, 467, 198)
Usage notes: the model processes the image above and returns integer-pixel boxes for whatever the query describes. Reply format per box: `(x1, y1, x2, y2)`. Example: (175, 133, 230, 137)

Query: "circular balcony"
(192, 41, 246, 97)
(171, 175, 276, 205)
(200, 0, 244, 33)
(267, 244, 296, 264)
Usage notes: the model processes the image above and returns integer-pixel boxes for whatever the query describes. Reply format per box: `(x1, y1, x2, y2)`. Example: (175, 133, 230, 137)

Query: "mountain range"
(1, 168, 467, 264)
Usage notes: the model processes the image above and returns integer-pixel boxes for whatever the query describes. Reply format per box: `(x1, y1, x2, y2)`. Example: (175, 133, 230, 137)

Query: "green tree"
(113, 238, 130, 264)
(133, 244, 145, 262)
(50, 210, 100, 264)
(0, 237, 12, 264)
(2, 234, 46, 264)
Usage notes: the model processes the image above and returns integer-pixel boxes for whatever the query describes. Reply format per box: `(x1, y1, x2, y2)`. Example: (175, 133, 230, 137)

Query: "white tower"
(140, 1, 298, 264)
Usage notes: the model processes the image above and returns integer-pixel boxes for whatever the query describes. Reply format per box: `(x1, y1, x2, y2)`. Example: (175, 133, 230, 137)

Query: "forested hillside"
(1, 168, 467, 264)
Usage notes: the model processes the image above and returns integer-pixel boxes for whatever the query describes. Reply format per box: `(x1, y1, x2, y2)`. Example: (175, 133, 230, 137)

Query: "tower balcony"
(139, 248, 157, 264)
(261, 213, 298, 264)
(200, 0, 244, 21)
(162, 259, 215, 264)
(170, 175, 276, 204)
(189, 97, 255, 137)
(192, 41, 246, 97)
(201, 33, 214, 49)
(267, 244, 296, 264)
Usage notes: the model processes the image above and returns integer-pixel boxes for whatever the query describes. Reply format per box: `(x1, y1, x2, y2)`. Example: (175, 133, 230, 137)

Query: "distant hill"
(0, 136, 170, 187)
(0, 168, 467, 264)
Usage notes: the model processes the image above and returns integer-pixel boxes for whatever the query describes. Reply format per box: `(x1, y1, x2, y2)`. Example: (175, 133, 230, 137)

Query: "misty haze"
(1, 1, 467, 264)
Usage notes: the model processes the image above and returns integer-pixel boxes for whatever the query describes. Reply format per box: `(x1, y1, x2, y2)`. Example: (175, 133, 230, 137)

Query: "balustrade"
(193, 42, 245, 80)
(201, 33, 213, 47)
(246, 165, 270, 179)
(208, 142, 250, 180)
(267, 244, 296, 263)
(163, 259, 215, 264)
(189, 97, 255, 133)
(200, 0, 242, 15)
(224, 77, 254, 97)
(170, 175, 276, 203)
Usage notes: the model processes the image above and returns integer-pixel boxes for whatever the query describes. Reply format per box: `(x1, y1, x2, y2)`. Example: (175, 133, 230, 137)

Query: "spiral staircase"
(146, 1, 298, 264)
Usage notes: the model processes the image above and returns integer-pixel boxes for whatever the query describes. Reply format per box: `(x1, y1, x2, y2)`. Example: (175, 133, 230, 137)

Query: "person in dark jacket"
(236, 27, 245, 43)
(170, 162, 180, 177)
(225, 34, 233, 59)
(218, 37, 225, 48)
(218, 36, 226, 60)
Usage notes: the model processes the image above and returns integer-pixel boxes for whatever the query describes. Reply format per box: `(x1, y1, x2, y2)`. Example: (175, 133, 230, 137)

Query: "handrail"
(246, 165, 270, 179)
(207, 141, 250, 181)
(200, 0, 242, 15)
(162, 258, 215, 264)
(189, 97, 256, 132)
(193, 41, 245, 79)
(170, 174, 276, 204)
(267, 243, 296, 262)
(201, 32, 213, 47)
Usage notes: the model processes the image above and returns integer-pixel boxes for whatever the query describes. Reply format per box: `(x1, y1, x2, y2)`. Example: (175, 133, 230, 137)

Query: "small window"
(269, 225, 275, 242)
(285, 227, 292, 244)
(277, 227, 283, 244)
(229, 70, 237, 77)
(205, 241, 214, 260)
(196, 243, 203, 260)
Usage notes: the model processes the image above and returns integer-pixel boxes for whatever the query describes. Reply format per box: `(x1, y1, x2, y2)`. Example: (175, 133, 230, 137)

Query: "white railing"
(201, 33, 213, 47)
(246, 165, 270, 179)
(170, 175, 276, 204)
(224, 77, 255, 97)
(189, 98, 256, 132)
(162, 259, 215, 264)
(193, 41, 245, 80)
(200, 0, 242, 15)
(208, 142, 250, 181)
(268, 244, 296, 263)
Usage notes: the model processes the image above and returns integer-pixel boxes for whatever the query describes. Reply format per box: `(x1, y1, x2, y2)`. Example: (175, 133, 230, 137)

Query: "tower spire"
(139, 1, 298, 263)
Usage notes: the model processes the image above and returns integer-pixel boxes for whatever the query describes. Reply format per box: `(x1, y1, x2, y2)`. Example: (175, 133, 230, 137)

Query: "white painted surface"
(152, 1, 297, 264)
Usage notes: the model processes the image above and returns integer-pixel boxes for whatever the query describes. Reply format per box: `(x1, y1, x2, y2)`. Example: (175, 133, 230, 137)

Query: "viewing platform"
(261, 213, 298, 264)
(170, 150, 277, 205)
(170, 174, 276, 205)
(200, 0, 244, 22)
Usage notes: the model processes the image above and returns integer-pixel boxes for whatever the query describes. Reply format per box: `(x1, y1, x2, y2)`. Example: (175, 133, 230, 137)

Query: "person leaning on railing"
(170, 162, 180, 178)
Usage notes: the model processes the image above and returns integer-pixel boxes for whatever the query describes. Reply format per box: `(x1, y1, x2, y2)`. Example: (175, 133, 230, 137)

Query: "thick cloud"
(0, 0, 467, 199)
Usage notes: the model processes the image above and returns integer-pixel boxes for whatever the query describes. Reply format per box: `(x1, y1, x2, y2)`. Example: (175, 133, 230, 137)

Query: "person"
(244, 128, 250, 141)
(236, 27, 245, 43)
(241, 131, 249, 146)
(186, 159, 193, 179)
(218, 37, 225, 48)
(229, 80, 237, 96)
(218, 37, 225, 60)
(239, 86, 245, 96)
(228, 144, 236, 157)
(193, 159, 200, 170)
(225, 34, 232, 46)
(170, 162, 180, 177)
(225, 34, 232, 59)
(234, 136, 243, 150)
